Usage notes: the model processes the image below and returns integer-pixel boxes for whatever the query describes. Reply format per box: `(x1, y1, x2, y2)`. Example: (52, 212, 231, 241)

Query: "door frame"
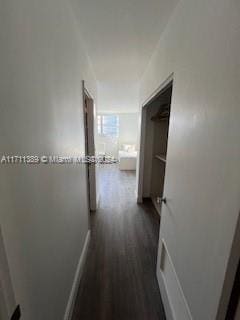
(137, 73, 174, 203)
(0, 227, 16, 319)
(216, 212, 240, 320)
(82, 81, 97, 215)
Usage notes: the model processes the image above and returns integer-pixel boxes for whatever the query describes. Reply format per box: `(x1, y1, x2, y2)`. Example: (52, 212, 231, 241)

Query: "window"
(97, 115, 119, 137)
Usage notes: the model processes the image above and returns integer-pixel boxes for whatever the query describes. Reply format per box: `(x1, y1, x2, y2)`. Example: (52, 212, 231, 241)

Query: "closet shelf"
(155, 154, 166, 163)
(151, 103, 170, 122)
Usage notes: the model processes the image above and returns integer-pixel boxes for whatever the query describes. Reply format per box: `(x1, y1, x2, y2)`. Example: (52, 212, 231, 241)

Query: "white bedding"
(118, 150, 137, 170)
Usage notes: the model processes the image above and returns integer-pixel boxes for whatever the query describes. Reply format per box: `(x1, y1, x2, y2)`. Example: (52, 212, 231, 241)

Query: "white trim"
(157, 239, 193, 320)
(63, 230, 91, 320)
(0, 227, 16, 318)
(216, 212, 240, 319)
(136, 106, 147, 203)
(141, 73, 174, 107)
(157, 268, 175, 320)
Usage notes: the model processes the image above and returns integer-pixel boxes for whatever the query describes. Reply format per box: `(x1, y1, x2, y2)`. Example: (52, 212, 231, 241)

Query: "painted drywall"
(71, 0, 179, 114)
(70, 0, 179, 82)
(0, 0, 96, 319)
(118, 113, 139, 148)
(96, 113, 139, 158)
(96, 134, 119, 158)
(139, 0, 240, 319)
(97, 81, 140, 113)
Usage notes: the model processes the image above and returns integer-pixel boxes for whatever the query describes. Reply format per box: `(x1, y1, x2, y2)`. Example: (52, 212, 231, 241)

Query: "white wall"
(139, 0, 240, 319)
(97, 81, 140, 113)
(118, 113, 139, 148)
(0, 0, 96, 319)
(96, 113, 139, 158)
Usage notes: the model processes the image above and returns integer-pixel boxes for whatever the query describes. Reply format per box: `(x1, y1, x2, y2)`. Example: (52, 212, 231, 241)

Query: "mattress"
(118, 150, 137, 170)
(118, 150, 137, 159)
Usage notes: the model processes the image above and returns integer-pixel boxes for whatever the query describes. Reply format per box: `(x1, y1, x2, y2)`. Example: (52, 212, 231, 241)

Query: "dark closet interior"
(142, 82, 173, 214)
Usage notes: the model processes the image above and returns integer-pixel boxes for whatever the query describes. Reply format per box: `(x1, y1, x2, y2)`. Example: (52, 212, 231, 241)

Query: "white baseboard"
(63, 230, 90, 320)
(136, 190, 143, 203)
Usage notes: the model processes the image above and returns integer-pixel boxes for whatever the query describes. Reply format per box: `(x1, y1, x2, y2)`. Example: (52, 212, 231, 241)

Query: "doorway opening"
(95, 112, 139, 200)
(137, 77, 173, 215)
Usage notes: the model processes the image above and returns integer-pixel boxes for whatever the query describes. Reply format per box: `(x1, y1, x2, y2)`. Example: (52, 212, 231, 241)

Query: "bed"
(118, 150, 137, 171)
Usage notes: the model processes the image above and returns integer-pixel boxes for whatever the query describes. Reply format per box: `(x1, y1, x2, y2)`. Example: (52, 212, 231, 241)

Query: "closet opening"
(138, 78, 173, 215)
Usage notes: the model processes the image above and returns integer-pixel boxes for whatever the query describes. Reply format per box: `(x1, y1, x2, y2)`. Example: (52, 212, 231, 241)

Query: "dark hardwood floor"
(72, 165, 166, 320)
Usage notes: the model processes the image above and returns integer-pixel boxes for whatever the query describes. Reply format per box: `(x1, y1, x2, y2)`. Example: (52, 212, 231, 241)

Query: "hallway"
(72, 165, 166, 320)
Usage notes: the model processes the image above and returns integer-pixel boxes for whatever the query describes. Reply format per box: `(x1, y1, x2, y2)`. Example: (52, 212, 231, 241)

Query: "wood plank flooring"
(72, 165, 166, 320)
